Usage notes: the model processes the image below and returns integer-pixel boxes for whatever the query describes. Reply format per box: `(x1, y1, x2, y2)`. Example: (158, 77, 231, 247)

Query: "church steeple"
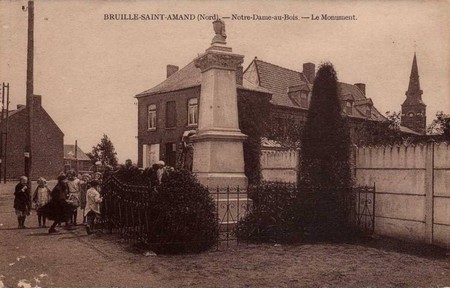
(401, 53, 426, 135)
(407, 53, 421, 93)
(405, 53, 423, 101)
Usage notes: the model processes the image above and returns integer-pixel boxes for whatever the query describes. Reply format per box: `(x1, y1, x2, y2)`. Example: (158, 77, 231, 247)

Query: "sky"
(1, 0, 449, 163)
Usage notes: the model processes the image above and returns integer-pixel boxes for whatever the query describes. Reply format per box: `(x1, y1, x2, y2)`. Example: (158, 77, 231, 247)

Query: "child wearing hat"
(32, 177, 51, 227)
(14, 176, 31, 229)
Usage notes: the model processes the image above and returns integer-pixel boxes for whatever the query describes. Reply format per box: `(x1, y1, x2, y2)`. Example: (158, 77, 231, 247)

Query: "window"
(166, 101, 176, 128)
(147, 104, 156, 130)
(366, 107, 372, 118)
(188, 98, 198, 125)
(346, 101, 353, 114)
(143, 144, 160, 168)
(300, 92, 308, 108)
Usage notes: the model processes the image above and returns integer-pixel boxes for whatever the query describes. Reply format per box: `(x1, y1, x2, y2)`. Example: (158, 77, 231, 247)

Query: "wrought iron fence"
(99, 176, 375, 252)
(100, 175, 252, 251)
(210, 186, 252, 249)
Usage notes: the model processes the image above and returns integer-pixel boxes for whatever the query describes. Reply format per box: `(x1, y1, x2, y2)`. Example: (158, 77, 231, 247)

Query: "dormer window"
(345, 101, 353, 114)
(366, 106, 372, 118)
(288, 84, 310, 109)
(300, 92, 308, 108)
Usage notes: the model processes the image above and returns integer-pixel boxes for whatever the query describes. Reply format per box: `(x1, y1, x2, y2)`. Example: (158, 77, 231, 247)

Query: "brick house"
(0, 95, 64, 180)
(135, 61, 271, 168)
(63, 144, 92, 173)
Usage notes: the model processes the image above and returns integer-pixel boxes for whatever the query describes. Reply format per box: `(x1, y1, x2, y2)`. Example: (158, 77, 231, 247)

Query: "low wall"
(355, 142, 450, 248)
(260, 148, 299, 183)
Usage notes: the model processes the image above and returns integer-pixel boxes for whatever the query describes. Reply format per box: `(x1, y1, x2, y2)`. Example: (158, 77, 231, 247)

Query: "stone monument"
(192, 19, 248, 190)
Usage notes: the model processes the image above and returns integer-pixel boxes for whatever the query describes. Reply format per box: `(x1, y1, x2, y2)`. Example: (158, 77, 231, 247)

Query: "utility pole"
(0, 83, 10, 183)
(4, 83, 10, 183)
(75, 140, 79, 174)
(0, 83, 5, 181)
(23, 1, 34, 190)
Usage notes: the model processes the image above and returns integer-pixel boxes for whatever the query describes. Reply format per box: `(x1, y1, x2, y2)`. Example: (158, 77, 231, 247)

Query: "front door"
(165, 142, 177, 168)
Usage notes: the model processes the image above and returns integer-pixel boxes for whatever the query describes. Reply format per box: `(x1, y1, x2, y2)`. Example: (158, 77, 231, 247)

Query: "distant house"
(0, 95, 64, 180)
(64, 144, 92, 173)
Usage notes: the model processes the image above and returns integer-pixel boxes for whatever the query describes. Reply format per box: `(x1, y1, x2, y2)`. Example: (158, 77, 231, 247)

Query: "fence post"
(425, 140, 435, 244)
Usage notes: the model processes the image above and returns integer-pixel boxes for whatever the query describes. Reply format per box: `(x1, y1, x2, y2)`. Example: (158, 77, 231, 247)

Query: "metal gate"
(353, 185, 376, 235)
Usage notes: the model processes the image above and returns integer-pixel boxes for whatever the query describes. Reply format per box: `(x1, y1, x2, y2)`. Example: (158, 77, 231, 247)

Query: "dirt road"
(1, 181, 449, 287)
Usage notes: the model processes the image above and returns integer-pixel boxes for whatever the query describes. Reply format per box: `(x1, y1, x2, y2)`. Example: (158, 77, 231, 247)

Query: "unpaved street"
(1, 182, 449, 288)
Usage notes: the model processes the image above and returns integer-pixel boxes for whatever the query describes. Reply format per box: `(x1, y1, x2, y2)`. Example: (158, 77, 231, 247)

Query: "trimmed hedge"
(236, 182, 358, 243)
(104, 169, 218, 254)
(235, 182, 302, 243)
(147, 170, 218, 254)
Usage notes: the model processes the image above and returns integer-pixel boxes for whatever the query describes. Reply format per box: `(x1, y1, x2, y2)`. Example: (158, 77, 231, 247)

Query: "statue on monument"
(212, 18, 227, 44)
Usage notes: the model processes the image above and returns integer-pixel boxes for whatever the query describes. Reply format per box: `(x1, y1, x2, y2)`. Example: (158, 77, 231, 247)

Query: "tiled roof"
(399, 125, 422, 135)
(64, 145, 91, 161)
(136, 61, 271, 98)
(248, 59, 309, 107)
(0, 107, 25, 123)
(244, 59, 386, 122)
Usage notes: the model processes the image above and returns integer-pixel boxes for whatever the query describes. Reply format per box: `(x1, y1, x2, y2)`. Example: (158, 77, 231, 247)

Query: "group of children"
(13, 170, 103, 234)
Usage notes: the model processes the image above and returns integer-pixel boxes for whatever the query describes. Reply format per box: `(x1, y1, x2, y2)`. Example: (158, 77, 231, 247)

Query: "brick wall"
(137, 86, 200, 167)
(0, 101, 64, 180)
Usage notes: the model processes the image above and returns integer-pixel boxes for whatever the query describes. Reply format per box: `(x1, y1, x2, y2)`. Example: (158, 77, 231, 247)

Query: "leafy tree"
(238, 92, 271, 185)
(88, 134, 118, 167)
(299, 63, 352, 189)
(427, 111, 450, 138)
(354, 111, 409, 146)
(267, 119, 304, 148)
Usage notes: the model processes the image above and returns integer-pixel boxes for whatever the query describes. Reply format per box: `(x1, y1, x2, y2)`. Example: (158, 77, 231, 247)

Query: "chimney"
(236, 66, 243, 86)
(302, 63, 316, 84)
(33, 94, 42, 108)
(166, 65, 179, 78)
(355, 83, 366, 96)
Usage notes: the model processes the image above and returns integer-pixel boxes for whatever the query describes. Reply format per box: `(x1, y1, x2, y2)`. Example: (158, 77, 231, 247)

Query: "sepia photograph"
(0, 0, 449, 287)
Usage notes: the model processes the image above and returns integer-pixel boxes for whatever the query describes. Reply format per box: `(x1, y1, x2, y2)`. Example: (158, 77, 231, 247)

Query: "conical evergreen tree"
(298, 63, 352, 238)
(89, 134, 119, 167)
(299, 63, 351, 189)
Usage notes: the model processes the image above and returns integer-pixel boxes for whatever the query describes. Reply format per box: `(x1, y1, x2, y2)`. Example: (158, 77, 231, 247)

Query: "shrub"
(146, 170, 219, 254)
(236, 182, 358, 243)
(114, 165, 150, 186)
(236, 182, 303, 243)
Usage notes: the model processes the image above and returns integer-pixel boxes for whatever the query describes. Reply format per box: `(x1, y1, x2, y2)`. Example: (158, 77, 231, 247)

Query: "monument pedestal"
(192, 21, 248, 191)
(193, 128, 248, 189)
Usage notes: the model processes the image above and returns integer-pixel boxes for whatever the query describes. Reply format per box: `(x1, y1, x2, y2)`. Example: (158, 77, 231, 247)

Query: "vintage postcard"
(0, 1, 449, 287)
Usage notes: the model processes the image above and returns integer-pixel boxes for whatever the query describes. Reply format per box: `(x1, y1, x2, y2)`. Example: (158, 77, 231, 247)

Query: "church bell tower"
(401, 53, 426, 134)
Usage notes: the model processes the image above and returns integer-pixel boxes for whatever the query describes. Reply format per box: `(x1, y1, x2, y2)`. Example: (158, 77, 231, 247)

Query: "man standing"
(84, 180, 102, 235)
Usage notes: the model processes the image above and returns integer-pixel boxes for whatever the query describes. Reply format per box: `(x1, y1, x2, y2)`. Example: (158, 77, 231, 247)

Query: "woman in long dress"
(38, 175, 76, 233)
